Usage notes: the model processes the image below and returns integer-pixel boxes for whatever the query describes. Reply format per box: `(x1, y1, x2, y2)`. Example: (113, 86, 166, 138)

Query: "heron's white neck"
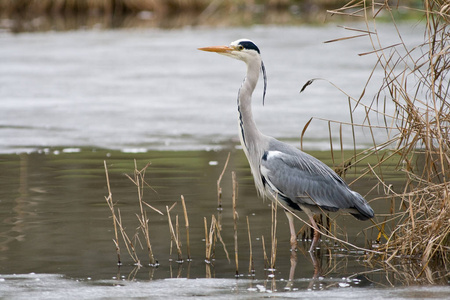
(237, 58, 263, 157)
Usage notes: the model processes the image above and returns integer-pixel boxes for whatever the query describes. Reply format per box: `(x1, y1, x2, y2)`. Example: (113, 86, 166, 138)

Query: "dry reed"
(166, 204, 183, 263)
(103, 160, 121, 265)
(232, 171, 239, 277)
(246, 216, 255, 275)
(204, 217, 211, 263)
(216, 152, 230, 210)
(125, 160, 159, 266)
(261, 235, 269, 269)
(104, 160, 164, 267)
(104, 161, 141, 266)
(204, 214, 229, 264)
(269, 201, 278, 271)
(180, 195, 191, 261)
(316, 0, 450, 276)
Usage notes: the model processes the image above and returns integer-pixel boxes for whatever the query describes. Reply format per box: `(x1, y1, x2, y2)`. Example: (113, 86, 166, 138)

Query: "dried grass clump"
(326, 0, 449, 272)
(104, 160, 162, 267)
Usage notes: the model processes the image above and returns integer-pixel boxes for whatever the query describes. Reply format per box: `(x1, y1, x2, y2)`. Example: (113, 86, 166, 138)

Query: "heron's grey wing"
(260, 148, 373, 219)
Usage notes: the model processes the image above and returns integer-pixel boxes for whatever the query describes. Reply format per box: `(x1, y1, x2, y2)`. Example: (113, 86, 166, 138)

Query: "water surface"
(1, 148, 447, 299)
(0, 23, 425, 153)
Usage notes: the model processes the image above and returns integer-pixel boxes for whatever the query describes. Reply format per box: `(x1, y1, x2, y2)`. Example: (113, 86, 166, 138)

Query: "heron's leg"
(307, 214, 320, 252)
(284, 210, 297, 250)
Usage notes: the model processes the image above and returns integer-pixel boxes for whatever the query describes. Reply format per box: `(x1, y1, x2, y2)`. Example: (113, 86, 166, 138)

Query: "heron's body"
(199, 39, 374, 251)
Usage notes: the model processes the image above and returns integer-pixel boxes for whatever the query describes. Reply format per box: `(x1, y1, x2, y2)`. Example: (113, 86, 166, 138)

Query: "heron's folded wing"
(260, 150, 357, 210)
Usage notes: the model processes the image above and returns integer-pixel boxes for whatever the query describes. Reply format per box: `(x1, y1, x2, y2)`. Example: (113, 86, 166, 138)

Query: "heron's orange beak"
(198, 45, 234, 53)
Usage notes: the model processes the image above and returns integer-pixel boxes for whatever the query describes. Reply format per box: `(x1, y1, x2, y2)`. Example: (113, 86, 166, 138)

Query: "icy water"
(1, 23, 427, 153)
(0, 24, 449, 298)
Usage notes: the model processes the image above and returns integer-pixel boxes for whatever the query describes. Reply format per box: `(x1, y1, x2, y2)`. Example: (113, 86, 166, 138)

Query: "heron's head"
(199, 39, 267, 105)
(198, 39, 261, 64)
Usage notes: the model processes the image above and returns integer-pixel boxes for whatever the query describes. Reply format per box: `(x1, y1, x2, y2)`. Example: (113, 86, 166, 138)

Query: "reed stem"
(217, 152, 230, 210)
(232, 171, 239, 277)
(181, 195, 191, 261)
(103, 160, 121, 265)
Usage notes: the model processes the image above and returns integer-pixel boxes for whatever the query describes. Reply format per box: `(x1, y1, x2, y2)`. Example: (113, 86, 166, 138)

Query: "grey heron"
(198, 39, 374, 251)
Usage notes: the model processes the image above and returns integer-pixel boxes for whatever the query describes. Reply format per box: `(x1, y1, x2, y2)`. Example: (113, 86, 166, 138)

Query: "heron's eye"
(237, 45, 244, 51)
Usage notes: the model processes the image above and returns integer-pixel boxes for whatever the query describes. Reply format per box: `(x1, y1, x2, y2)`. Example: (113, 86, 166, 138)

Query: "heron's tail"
(349, 191, 374, 221)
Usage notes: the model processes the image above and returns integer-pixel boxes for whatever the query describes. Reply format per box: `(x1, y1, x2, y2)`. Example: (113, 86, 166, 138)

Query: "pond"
(0, 24, 448, 298)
